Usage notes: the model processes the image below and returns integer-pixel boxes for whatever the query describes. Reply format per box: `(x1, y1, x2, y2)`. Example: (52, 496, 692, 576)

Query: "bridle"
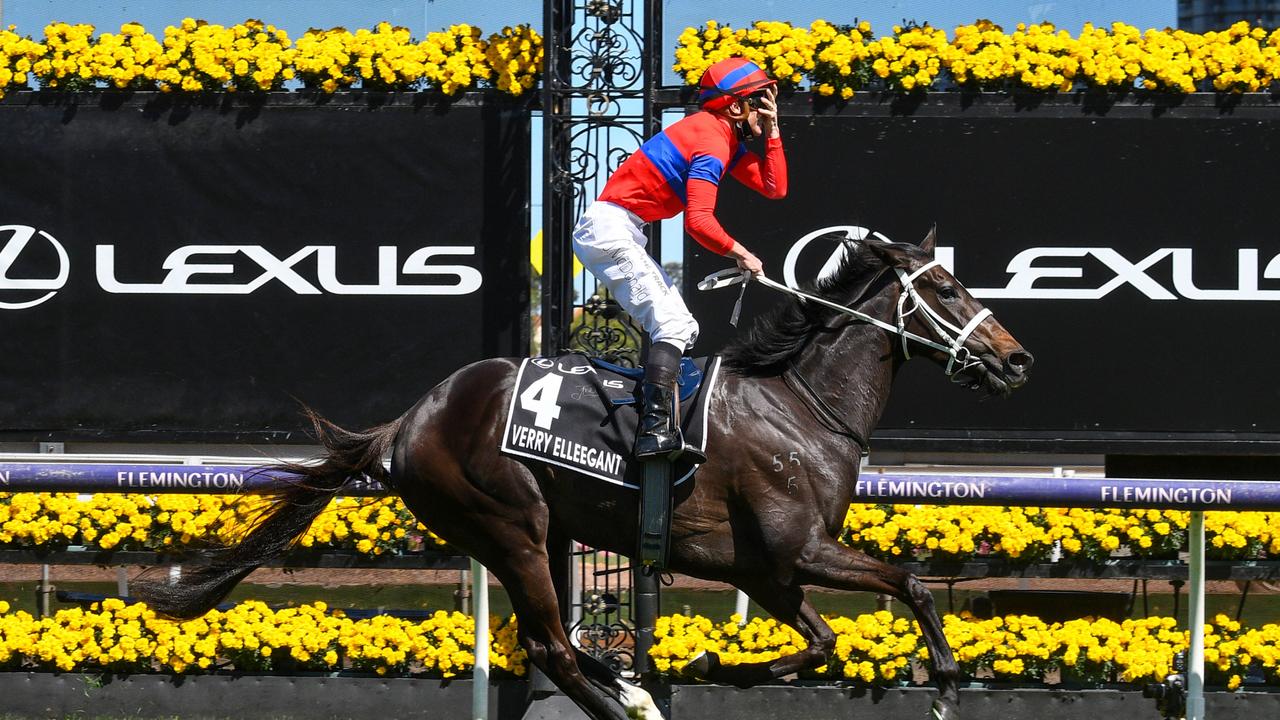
(892, 260, 992, 379)
(698, 249, 994, 382)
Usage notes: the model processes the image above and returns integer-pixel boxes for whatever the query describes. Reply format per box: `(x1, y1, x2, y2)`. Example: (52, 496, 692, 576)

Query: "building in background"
(1178, 0, 1280, 31)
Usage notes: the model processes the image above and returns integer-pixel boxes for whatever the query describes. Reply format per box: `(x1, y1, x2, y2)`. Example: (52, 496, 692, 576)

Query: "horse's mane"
(721, 239, 887, 376)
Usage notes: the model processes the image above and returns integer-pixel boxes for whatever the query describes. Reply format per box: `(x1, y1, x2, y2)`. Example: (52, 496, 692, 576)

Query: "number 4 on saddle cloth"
(500, 353, 721, 489)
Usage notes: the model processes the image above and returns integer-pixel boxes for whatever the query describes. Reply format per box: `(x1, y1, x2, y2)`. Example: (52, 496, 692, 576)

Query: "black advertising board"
(684, 94, 1280, 454)
(0, 93, 529, 441)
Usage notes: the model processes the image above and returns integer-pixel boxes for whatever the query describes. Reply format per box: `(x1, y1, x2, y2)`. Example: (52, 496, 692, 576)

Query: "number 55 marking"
(772, 451, 801, 472)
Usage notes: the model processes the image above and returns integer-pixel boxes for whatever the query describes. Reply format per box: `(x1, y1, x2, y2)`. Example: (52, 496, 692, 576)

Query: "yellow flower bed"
(843, 505, 1280, 562)
(2, 600, 1278, 688)
(0, 19, 540, 99)
(3, 492, 1277, 561)
(650, 611, 917, 681)
(154, 17, 295, 92)
(675, 19, 1280, 96)
(654, 611, 1280, 689)
(291, 22, 537, 93)
(1, 24, 45, 96)
(0, 598, 526, 677)
(0, 492, 446, 555)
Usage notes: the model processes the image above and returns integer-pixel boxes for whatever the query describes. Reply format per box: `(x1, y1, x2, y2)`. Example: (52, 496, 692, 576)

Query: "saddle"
(590, 356, 707, 405)
(500, 353, 721, 489)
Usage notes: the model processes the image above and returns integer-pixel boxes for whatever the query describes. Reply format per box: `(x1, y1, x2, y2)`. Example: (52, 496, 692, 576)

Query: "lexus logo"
(785, 225, 1280, 301)
(0, 225, 70, 309)
(782, 225, 892, 290)
(0, 225, 486, 310)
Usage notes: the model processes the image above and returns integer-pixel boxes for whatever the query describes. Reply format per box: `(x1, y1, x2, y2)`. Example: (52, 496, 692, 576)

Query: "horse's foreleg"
(684, 582, 835, 688)
(797, 539, 962, 720)
(545, 530, 659, 717)
(487, 554, 644, 720)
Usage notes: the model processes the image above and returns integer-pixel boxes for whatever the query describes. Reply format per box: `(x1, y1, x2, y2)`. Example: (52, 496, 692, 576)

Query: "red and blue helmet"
(698, 58, 775, 110)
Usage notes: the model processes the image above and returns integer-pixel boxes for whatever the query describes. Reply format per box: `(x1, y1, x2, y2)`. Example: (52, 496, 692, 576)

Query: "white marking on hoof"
(619, 680, 662, 720)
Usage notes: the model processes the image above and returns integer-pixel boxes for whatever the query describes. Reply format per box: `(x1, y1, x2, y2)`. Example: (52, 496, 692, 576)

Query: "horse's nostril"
(1006, 351, 1034, 372)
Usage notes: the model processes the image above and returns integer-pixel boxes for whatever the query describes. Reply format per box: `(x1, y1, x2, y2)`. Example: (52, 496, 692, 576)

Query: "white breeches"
(572, 201, 699, 351)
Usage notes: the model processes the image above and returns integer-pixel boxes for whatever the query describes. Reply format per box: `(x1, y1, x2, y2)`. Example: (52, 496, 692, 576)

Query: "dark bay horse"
(136, 229, 1032, 720)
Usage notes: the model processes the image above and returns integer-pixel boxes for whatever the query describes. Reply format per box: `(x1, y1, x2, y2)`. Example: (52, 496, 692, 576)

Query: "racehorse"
(135, 229, 1032, 720)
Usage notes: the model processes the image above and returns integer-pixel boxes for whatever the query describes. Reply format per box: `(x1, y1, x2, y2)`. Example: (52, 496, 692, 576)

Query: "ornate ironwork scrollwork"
(586, 0, 622, 23)
(569, 294, 642, 366)
(553, 1, 644, 93)
(574, 621, 636, 675)
(566, 545, 637, 675)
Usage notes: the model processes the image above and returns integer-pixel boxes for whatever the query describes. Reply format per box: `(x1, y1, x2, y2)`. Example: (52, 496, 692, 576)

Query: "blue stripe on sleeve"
(688, 154, 725, 185)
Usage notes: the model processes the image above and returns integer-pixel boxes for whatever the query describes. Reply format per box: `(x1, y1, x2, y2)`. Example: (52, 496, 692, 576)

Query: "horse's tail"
(134, 407, 405, 619)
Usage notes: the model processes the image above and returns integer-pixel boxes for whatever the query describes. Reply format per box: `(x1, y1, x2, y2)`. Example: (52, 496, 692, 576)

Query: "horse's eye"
(938, 286, 958, 301)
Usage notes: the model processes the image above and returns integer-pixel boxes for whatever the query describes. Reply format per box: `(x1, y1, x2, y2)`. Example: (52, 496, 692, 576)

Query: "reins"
(781, 366, 870, 455)
(697, 248, 993, 383)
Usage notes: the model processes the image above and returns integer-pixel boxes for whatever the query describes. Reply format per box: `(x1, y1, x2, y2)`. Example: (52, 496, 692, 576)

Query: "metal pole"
(471, 558, 490, 720)
(642, 0, 664, 257)
(630, 0, 665, 697)
(734, 590, 750, 624)
(457, 568, 472, 614)
(1187, 510, 1206, 720)
(540, 0, 574, 358)
(37, 564, 52, 618)
(569, 549, 584, 646)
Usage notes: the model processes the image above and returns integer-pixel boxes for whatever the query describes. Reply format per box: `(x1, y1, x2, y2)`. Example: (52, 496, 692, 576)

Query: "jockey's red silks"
(597, 111, 787, 255)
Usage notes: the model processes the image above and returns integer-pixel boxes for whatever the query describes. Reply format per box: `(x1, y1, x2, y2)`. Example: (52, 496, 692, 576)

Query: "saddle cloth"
(500, 353, 721, 489)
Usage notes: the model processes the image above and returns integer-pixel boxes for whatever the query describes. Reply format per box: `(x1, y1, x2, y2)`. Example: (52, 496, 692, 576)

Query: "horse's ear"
(920, 225, 937, 256)
(864, 240, 914, 269)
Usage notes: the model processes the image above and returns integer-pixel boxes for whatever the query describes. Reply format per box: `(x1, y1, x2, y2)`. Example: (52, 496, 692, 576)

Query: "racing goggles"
(743, 91, 769, 109)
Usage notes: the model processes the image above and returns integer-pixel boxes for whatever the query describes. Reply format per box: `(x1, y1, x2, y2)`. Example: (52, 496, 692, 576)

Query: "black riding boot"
(635, 382, 681, 459)
(634, 344, 707, 463)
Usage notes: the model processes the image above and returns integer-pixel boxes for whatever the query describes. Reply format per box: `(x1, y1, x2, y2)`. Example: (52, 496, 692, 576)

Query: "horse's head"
(865, 228, 1033, 397)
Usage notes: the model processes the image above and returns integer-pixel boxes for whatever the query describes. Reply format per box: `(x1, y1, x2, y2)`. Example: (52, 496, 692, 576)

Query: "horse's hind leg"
(796, 538, 962, 720)
(684, 580, 835, 688)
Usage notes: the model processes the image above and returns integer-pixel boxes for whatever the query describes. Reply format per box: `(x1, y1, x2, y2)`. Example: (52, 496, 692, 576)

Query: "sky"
(1, 1, 1177, 39)
(2, 1, 1178, 265)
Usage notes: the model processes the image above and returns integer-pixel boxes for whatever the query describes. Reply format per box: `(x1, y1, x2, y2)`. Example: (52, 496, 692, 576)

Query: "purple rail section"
(1, 464, 1279, 510)
(0, 463, 386, 496)
(854, 474, 1280, 510)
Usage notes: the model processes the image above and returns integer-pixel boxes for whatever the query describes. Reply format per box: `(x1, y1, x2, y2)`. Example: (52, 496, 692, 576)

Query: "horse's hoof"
(618, 681, 662, 720)
(930, 698, 960, 720)
(683, 650, 720, 679)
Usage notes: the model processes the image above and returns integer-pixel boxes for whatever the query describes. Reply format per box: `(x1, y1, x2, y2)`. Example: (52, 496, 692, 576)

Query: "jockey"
(572, 57, 788, 462)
